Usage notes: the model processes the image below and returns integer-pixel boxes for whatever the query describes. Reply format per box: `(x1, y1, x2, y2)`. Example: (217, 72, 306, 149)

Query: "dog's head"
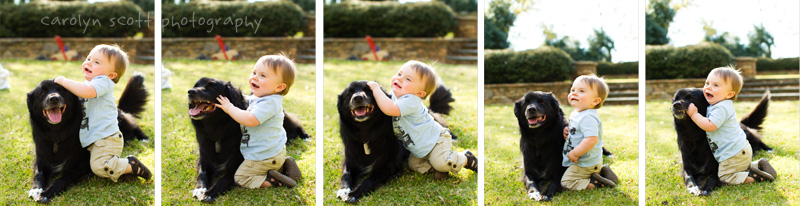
(671, 88, 708, 120)
(187, 77, 245, 120)
(27, 80, 81, 124)
(514, 91, 564, 129)
(338, 81, 385, 123)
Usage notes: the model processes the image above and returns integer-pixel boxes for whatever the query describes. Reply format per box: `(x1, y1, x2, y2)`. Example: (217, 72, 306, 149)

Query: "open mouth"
(250, 82, 260, 89)
(83, 67, 91, 74)
(705, 92, 714, 99)
(392, 82, 401, 89)
(671, 102, 688, 119)
(189, 100, 216, 119)
(351, 105, 374, 122)
(43, 105, 67, 124)
(526, 114, 546, 128)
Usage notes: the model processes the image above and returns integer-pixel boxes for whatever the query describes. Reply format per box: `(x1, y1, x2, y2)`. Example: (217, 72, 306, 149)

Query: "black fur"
(188, 77, 308, 202)
(671, 88, 771, 196)
(26, 74, 149, 203)
(336, 81, 410, 203)
(514, 91, 568, 202)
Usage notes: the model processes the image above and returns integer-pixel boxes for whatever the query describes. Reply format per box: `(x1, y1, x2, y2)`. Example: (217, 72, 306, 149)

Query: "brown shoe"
(590, 173, 616, 188)
(267, 170, 297, 188)
(750, 158, 777, 181)
(127, 156, 152, 180)
(599, 165, 619, 184)
(282, 156, 302, 181)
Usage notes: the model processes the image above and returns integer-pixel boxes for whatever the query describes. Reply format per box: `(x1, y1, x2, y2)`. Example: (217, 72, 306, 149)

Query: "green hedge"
(646, 42, 734, 80)
(0, 1, 144, 37)
(162, 1, 306, 37)
(485, 46, 575, 84)
(290, 0, 315, 12)
(324, 1, 456, 38)
(440, 0, 476, 13)
(597, 61, 638, 75)
(757, 57, 799, 71)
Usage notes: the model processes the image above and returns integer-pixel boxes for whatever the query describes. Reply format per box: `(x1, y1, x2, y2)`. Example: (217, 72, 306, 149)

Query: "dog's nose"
(526, 104, 537, 113)
(352, 95, 365, 103)
(672, 102, 683, 110)
(47, 95, 60, 104)
(188, 89, 198, 96)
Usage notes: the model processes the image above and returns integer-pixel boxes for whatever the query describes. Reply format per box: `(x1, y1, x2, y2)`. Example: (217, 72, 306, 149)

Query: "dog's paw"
(27, 188, 43, 200)
(527, 191, 544, 201)
(336, 188, 351, 200)
(192, 188, 207, 201)
(699, 190, 712, 196)
(687, 185, 701, 196)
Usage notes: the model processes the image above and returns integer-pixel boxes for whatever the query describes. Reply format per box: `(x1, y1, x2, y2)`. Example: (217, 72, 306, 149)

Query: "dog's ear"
(27, 84, 37, 114)
(513, 94, 526, 117)
(547, 92, 565, 119)
(224, 81, 246, 109)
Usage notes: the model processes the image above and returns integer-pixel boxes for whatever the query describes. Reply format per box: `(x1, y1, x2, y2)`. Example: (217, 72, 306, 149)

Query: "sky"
(501, 0, 639, 62)
(668, 0, 799, 58)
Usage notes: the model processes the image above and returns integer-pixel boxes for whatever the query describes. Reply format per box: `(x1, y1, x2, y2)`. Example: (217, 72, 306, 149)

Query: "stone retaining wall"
(162, 37, 315, 60)
(456, 15, 477, 38)
(0, 38, 154, 64)
(323, 37, 474, 63)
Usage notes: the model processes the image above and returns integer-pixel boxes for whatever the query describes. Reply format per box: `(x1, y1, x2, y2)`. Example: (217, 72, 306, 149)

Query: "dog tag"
(215, 142, 221, 153)
(363, 143, 371, 155)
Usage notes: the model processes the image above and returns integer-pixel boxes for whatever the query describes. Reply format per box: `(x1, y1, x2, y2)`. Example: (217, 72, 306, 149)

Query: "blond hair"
(403, 60, 439, 99)
(709, 66, 743, 100)
(575, 74, 609, 109)
(93, 44, 128, 83)
(258, 54, 296, 96)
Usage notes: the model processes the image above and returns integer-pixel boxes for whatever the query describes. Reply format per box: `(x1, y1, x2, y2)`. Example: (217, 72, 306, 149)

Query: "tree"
(646, 0, 690, 45)
(748, 24, 774, 58)
(588, 29, 615, 62)
(484, 0, 532, 49)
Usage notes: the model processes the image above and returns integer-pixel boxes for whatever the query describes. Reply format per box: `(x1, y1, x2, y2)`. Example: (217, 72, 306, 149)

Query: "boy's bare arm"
(215, 96, 260, 127)
(366, 81, 400, 117)
(567, 136, 597, 163)
(687, 103, 718, 132)
(54, 76, 97, 98)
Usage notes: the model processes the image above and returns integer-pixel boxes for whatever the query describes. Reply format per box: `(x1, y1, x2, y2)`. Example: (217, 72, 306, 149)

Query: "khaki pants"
(561, 164, 602, 190)
(87, 132, 128, 182)
(719, 144, 752, 185)
(234, 146, 287, 188)
(408, 129, 466, 174)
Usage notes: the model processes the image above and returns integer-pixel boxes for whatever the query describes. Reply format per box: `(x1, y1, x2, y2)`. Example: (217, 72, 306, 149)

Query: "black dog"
(335, 81, 455, 203)
(188, 77, 309, 202)
(27, 74, 149, 203)
(514, 91, 569, 202)
(671, 88, 771, 196)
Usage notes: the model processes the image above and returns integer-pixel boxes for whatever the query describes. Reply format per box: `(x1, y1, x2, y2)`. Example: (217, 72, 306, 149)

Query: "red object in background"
(55, 35, 67, 61)
(366, 36, 378, 61)
(215, 35, 229, 61)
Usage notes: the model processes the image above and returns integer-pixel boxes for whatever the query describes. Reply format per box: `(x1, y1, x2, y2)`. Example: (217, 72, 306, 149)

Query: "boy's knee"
(431, 159, 458, 172)
(91, 164, 113, 178)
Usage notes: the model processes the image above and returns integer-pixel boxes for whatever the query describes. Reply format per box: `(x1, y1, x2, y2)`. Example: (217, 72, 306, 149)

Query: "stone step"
(740, 87, 799, 93)
(136, 56, 155, 61)
(143, 49, 155, 54)
(738, 92, 799, 101)
(296, 55, 315, 60)
(604, 97, 638, 105)
(608, 90, 638, 97)
(743, 79, 799, 87)
(455, 49, 478, 54)
(446, 56, 477, 61)
(464, 43, 478, 48)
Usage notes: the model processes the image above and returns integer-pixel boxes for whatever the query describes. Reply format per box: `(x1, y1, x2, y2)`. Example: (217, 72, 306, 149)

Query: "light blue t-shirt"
(390, 91, 441, 158)
(706, 100, 747, 162)
(240, 94, 286, 161)
(80, 75, 119, 148)
(562, 109, 604, 167)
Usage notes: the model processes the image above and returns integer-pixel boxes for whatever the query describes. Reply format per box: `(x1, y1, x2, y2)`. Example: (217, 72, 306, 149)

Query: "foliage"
(588, 29, 615, 62)
(162, 1, 306, 37)
(289, 0, 315, 12)
(485, 46, 575, 84)
(597, 61, 638, 75)
(757, 57, 799, 72)
(703, 23, 775, 58)
(324, 1, 457, 38)
(0, 1, 144, 37)
(484, 0, 517, 49)
(129, 0, 154, 12)
(439, 0, 476, 13)
(748, 24, 775, 58)
(645, 42, 734, 80)
(484, 16, 509, 49)
(543, 28, 615, 62)
(645, 0, 676, 45)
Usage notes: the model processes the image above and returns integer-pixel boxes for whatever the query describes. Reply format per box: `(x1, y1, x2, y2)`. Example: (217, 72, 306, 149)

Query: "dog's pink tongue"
(189, 106, 203, 115)
(354, 108, 367, 116)
(527, 119, 538, 124)
(47, 108, 62, 123)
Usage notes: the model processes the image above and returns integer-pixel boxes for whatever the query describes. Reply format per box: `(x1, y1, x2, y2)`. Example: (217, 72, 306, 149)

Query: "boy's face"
(249, 64, 286, 97)
(703, 73, 736, 105)
(390, 66, 426, 98)
(568, 81, 601, 111)
(82, 49, 117, 81)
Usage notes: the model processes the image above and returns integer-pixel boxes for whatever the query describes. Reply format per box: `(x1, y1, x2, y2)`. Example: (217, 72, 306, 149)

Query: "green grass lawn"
(645, 100, 799, 205)
(0, 59, 155, 205)
(485, 103, 639, 205)
(161, 59, 315, 205)
(322, 60, 477, 205)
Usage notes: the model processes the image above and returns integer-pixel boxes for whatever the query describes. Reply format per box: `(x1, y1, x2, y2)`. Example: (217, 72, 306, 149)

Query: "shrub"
(646, 42, 734, 79)
(0, 1, 144, 37)
(597, 61, 638, 75)
(289, 0, 314, 12)
(485, 46, 575, 84)
(439, 0, 476, 13)
(756, 57, 799, 72)
(324, 1, 456, 38)
(162, 1, 306, 37)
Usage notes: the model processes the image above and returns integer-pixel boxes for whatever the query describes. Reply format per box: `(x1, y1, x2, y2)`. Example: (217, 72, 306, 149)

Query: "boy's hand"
(687, 103, 697, 117)
(215, 96, 234, 113)
(563, 126, 569, 139)
(54, 76, 65, 84)
(567, 151, 579, 163)
(366, 81, 381, 90)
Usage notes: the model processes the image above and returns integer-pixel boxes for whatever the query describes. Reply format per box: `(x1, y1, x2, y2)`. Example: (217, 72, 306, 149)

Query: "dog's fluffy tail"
(428, 85, 455, 115)
(117, 73, 148, 118)
(740, 90, 770, 130)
